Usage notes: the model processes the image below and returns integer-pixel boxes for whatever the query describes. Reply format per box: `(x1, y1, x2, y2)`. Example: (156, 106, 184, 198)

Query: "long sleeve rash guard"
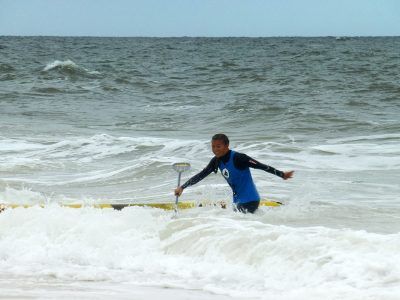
(181, 150, 284, 189)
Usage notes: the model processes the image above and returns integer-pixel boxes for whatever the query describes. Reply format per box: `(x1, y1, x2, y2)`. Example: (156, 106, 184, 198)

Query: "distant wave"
(0, 63, 15, 73)
(31, 87, 65, 94)
(43, 60, 76, 72)
(0, 63, 16, 81)
(42, 60, 102, 78)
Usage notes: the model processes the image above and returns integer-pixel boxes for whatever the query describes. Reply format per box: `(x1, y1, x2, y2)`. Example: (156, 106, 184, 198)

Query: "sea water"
(0, 37, 399, 299)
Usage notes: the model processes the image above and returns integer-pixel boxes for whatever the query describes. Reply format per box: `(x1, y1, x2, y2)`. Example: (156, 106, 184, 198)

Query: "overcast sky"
(1, 0, 399, 37)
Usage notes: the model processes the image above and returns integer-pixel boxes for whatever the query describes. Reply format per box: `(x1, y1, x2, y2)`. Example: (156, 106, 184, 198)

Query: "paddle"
(172, 162, 191, 215)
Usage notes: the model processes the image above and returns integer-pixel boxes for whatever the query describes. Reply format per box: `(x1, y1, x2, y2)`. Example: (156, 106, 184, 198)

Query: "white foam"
(0, 206, 399, 299)
(0, 134, 206, 163)
(43, 60, 78, 72)
(1, 133, 399, 209)
(0, 186, 45, 204)
(4, 133, 397, 175)
(43, 59, 101, 75)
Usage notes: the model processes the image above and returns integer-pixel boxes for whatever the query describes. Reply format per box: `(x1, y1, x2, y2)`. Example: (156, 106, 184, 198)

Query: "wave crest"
(42, 60, 102, 78)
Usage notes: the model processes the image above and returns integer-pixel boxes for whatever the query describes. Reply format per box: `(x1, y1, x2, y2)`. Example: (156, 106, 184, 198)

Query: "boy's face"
(211, 139, 229, 158)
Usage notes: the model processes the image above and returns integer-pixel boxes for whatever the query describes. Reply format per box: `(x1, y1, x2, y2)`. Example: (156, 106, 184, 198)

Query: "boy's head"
(211, 133, 230, 158)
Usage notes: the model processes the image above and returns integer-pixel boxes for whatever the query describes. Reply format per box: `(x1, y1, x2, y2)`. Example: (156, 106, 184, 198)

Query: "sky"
(1, 0, 399, 37)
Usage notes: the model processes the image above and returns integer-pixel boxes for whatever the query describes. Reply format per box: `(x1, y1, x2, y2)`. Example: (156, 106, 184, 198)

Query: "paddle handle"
(175, 172, 182, 205)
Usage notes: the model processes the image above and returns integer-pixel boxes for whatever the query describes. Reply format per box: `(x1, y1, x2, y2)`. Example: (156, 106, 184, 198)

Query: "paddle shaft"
(175, 172, 182, 205)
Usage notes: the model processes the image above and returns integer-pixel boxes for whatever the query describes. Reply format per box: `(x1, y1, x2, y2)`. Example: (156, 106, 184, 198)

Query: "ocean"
(0, 36, 399, 300)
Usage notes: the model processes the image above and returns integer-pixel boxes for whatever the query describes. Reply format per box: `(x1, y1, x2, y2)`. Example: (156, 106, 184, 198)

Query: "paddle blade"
(172, 162, 191, 173)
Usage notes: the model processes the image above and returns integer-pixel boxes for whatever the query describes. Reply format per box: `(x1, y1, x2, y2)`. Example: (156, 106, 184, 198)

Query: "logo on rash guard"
(222, 168, 230, 178)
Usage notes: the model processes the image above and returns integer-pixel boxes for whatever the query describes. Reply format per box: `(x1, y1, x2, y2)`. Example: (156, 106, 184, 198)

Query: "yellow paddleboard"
(0, 200, 282, 212)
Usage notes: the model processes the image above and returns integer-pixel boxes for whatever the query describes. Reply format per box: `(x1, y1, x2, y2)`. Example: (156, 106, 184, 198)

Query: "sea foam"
(0, 206, 399, 299)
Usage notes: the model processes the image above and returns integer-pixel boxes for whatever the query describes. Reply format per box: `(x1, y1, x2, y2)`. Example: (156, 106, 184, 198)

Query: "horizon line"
(1, 34, 400, 38)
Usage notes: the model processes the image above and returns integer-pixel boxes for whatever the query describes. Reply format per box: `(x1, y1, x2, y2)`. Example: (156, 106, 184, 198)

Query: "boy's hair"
(212, 133, 229, 145)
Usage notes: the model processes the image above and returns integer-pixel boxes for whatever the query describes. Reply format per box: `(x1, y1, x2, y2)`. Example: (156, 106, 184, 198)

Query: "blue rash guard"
(181, 150, 285, 207)
(218, 150, 260, 204)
